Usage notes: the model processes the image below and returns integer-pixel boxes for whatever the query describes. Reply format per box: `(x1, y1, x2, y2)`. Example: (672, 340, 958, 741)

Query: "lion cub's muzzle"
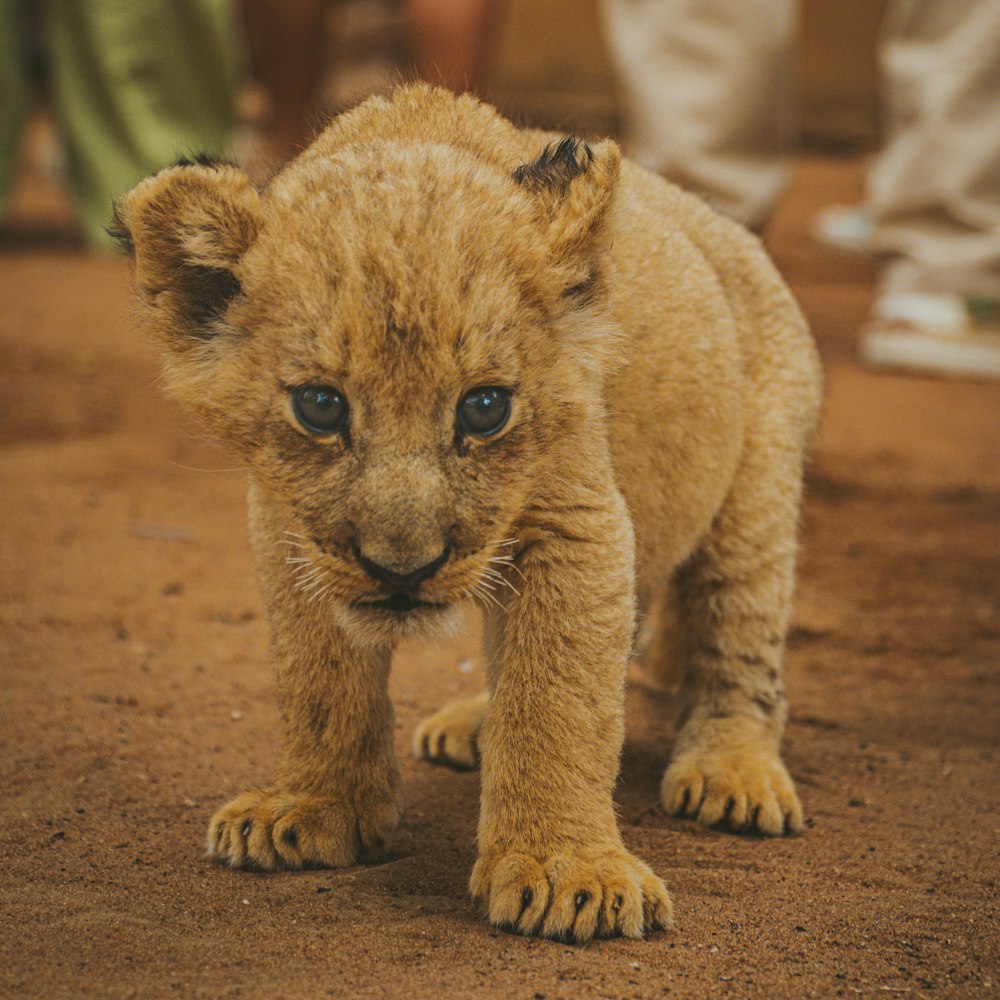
(351, 545, 450, 613)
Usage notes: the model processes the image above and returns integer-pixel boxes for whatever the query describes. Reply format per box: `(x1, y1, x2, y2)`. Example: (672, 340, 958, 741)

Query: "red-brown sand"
(1, 157, 998, 998)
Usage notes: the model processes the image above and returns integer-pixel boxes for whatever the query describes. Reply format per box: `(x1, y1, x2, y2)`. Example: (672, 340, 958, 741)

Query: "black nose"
(354, 547, 450, 589)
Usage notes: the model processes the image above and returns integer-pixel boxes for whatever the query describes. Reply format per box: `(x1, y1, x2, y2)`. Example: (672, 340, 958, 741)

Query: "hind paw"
(413, 691, 488, 769)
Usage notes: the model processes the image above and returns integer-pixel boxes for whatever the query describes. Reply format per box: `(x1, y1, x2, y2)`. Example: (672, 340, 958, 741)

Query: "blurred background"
(1, 0, 889, 241)
(478, 0, 886, 147)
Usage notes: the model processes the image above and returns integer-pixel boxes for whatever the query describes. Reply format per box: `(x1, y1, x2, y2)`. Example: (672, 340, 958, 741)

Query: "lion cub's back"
(604, 161, 820, 587)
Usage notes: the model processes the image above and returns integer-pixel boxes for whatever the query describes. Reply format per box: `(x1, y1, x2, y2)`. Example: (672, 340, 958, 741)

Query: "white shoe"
(859, 291, 1000, 380)
(813, 204, 874, 253)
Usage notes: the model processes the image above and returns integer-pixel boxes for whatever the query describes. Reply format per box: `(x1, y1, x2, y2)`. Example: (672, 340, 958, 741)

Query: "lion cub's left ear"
(513, 137, 620, 257)
(111, 160, 262, 352)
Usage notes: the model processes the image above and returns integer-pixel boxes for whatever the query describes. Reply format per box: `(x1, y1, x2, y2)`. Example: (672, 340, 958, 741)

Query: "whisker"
(167, 461, 249, 474)
(488, 555, 527, 581)
(471, 582, 505, 611)
(294, 562, 322, 574)
(483, 569, 521, 597)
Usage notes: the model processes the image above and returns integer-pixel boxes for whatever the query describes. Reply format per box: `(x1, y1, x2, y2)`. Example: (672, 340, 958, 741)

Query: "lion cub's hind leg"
(634, 580, 686, 691)
(413, 690, 489, 769)
(662, 427, 808, 837)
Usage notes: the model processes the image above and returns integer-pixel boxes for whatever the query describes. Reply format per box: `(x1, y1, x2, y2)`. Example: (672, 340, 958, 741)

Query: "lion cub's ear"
(513, 137, 621, 257)
(112, 160, 261, 351)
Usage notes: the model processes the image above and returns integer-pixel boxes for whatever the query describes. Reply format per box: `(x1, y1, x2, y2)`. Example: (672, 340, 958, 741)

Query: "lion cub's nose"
(353, 547, 450, 589)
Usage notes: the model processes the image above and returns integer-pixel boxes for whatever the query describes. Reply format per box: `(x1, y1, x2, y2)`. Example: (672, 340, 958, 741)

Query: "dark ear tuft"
(513, 137, 594, 193)
(512, 137, 620, 255)
(107, 202, 135, 257)
(173, 152, 233, 170)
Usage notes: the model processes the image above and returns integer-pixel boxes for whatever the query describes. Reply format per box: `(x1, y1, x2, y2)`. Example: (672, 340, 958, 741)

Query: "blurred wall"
(488, 0, 618, 135)
(798, 0, 889, 147)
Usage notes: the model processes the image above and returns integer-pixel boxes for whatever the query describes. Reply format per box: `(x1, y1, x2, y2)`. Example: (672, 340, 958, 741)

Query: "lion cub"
(116, 85, 821, 943)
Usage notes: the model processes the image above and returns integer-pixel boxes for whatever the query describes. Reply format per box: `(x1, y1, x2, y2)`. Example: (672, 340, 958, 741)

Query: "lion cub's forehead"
(264, 142, 536, 261)
(245, 143, 545, 386)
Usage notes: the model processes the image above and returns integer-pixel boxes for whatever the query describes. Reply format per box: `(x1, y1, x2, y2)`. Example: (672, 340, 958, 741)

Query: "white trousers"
(601, 0, 1000, 294)
(868, 0, 1000, 296)
(600, 0, 797, 230)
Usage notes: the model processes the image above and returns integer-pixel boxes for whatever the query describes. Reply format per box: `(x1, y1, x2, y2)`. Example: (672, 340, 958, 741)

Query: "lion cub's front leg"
(207, 489, 404, 871)
(471, 489, 672, 942)
(206, 620, 403, 870)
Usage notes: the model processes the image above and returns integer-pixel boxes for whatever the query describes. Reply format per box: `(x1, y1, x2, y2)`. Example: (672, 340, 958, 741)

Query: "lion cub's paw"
(470, 846, 673, 943)
(413, 691, 488, 769)
(206, 789, 401, 871)
(662, 723, 803, 836)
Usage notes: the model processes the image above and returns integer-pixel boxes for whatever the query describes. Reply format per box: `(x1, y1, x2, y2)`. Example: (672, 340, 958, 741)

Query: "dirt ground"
(1, 155, 998, 999)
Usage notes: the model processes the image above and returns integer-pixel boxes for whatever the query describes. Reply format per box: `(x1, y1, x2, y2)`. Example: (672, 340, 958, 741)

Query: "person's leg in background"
(599, 0, 797, 230)
(47, 0, 241, 249)
(859, 0, 1000, 377)
(242, 0, 327, 166)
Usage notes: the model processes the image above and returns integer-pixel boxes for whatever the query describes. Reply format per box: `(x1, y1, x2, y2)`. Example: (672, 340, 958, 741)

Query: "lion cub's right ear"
(513, 136, 620, 260)
(112, 160, 261, 351)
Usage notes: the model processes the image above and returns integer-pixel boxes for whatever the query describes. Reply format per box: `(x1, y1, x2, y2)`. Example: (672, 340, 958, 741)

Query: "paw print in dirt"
(206, 789, 402, 870)
(470, 845, 673, 943)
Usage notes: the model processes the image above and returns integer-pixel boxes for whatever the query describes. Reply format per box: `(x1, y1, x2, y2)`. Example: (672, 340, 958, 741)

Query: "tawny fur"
(117, 85, 821, 944)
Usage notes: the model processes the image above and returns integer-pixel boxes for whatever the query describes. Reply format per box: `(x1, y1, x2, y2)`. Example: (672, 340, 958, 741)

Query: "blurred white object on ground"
(813, 204, 874, 253)
(859, 291, 1000, 380)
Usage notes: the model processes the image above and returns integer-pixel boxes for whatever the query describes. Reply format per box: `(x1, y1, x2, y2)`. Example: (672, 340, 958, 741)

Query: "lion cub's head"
(116, 94, 621, 643)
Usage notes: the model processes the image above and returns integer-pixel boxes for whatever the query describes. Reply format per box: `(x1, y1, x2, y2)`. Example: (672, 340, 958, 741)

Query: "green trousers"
(0, 0, 239, 248)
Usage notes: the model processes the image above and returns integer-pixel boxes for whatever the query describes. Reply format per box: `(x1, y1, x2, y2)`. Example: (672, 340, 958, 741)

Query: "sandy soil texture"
(1, 157, 998, 999)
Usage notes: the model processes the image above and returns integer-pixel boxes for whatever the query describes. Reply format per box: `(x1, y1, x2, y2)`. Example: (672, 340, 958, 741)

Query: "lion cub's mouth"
(354, 594, 448, 614)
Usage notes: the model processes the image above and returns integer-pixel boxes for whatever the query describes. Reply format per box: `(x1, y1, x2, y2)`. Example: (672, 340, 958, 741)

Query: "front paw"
(206, 788, 403, 871)
(662, 718, 803, 836)
(470, 845, 673, 943)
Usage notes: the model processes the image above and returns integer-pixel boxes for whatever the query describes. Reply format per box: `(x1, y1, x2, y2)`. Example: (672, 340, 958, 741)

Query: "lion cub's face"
(117, 135, 620, 642)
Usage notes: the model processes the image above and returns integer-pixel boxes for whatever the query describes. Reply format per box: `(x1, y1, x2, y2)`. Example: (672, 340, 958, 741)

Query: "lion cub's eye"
(457, 386, 512, 438)
(291, 385, 348, 435)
